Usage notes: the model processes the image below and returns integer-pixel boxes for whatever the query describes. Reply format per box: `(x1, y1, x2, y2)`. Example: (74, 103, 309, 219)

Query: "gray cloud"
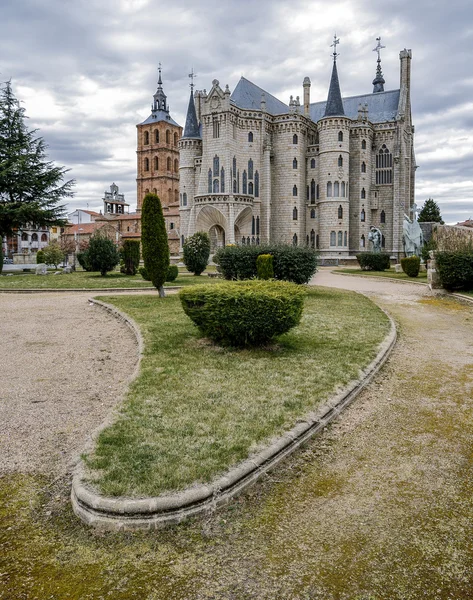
(1, 0, 472, 222)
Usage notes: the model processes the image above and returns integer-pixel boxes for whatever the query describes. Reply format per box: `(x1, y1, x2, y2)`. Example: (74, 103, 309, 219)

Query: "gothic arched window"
(248, 131, 253, 142)
(310, 208, 316, 219)
(248, 181, 254, 195)
(361, 162, 366, 173)
(144, 131, 149, 145)
(327, 182, 332, 197)
(338, 231, 343, 246)
(208, 169, 212, 193)
(334, 181, 339, 197)
(248, 159, 253, 180)
(338, 205, 343, 219)
(213, 179, 219, 193)
(381, 210, 386, 224)
(183, 192, 187, 206)
(338, 155, 343, 167)
(293, 185, 298, 197)
(360, 234, 365, 248)
(243, 170, 247, 194)
(254, 171, 259, 197)
(341, 181, 346, 197)
(330, 231, 336, 246)
(344, 231, 348, 246)
(311, 158, 316, 169)
(362, 139, 366, 150)
(361, 209, 366, 222)
(256, 216, 260, 235)
(144, 157, 149, 171)
(213, 155, 219, 176)
(292, 233, 298, 246)
(316, 184, 319, 199)
(252, 216, 256, 236)
(338, 131, 343, 142)
(293, 207, 298, 220)
(310, 229, 315, 248)
(221, 168, 225, 193)
(154, 130, 159, 143)
(293, 134, 298, 145)
(361, 188, 366, 199)
(293, 157, 298, 169)
(310, 179, 316, 203)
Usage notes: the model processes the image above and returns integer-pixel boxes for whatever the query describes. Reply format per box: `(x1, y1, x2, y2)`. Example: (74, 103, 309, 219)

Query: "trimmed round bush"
(179, 280, 306, 347)
(213, 244, 317, 284)
(166, 264, 179, 282)
(400, 255, 420, 277)
(36, 249, 45, 264)
(256, 254, 274, 280)
(356, 252, 391, 271)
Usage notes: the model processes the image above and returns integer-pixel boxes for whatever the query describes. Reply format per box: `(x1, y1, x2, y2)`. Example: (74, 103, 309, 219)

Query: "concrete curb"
(71, 299, 397, 531)
(0, 286, 181, 294)
(331, 271, 430, 287)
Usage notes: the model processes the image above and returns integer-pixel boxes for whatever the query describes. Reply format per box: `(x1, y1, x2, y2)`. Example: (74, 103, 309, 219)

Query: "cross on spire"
(331, 34, 340, 61)
(157, 62, 162, 86)
(373, 37, 386, 62)
(188, 67, 197, 91)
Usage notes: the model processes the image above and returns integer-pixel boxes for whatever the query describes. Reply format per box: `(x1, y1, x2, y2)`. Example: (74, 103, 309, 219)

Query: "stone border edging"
(331, 271, 430, 286)
(71, 299, 397, 531)
(0, 286, 181, 294)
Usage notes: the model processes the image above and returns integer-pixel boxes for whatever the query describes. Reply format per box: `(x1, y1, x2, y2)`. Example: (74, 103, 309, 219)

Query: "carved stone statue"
(403, 214, 423, 256)
(368, 226, 382, 252)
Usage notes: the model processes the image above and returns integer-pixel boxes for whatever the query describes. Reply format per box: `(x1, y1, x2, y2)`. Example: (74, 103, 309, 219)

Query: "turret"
(303, 77, 311, 116)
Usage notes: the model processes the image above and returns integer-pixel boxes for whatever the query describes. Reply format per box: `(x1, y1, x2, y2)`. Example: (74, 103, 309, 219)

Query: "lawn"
(0, 270, 219, 289)
(83, 288, 391, 497)
(337, 267, 428, 281)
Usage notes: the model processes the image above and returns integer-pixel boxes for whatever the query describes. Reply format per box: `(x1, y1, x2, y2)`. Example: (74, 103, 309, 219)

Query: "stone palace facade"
(178, 40, 416, 259)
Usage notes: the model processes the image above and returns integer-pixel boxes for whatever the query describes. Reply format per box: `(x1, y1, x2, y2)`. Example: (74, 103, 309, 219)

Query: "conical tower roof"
(182, 89, 201, 139)
(324, 60, 345, 117)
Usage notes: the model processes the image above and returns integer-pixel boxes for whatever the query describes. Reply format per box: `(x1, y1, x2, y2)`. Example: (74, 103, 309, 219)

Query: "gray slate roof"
(230, 76, 400, 124)
(183, 90, 201, 139)
(324, 61, 345, 117)
(310, 89, 400, 123)
(140, 110, 180, 127)
(231, 77, 288, 115)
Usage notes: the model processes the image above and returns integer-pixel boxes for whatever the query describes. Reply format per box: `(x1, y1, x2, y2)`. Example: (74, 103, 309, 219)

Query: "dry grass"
(83, 288, 390, 496)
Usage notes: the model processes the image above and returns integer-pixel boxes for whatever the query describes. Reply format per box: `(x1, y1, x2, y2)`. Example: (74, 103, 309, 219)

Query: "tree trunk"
(158, 285, 165, 298)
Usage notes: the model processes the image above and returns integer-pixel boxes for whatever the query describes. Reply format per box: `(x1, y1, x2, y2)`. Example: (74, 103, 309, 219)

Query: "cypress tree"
(141, 193, 169, 297)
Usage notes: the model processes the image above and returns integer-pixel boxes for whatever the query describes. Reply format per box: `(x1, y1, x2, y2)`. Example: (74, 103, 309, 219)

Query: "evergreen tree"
(121, 239, 140, 275)
(141, 193, 169, 297)
(87, 234, 120, 276)
(183, 231, 211, 275)
(418, 198, 444, 224)
(42, 240, 64, 268)
(0, 81, 74, 238)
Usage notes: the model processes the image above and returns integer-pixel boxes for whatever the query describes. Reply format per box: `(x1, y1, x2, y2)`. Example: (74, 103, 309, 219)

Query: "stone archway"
(209, 224, 225, 251)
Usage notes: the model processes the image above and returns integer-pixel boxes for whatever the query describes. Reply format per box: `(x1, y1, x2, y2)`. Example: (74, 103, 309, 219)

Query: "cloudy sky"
(1, 0, 472, 224)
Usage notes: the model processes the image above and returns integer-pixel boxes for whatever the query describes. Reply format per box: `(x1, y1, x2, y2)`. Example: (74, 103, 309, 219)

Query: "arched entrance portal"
(209, 224, 225, 252)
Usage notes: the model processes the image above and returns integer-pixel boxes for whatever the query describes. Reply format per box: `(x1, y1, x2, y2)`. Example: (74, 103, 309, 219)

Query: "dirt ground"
(1, 275, 473, 600)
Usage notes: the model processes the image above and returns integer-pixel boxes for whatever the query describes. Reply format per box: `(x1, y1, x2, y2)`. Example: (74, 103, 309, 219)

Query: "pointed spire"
(152, 63, 168, 113)
(324, 37, 345, 117)
(183, 89, 201, 139)
(372, 37, 386, 93)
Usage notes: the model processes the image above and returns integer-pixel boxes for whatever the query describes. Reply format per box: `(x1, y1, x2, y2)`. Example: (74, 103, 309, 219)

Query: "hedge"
(256, 254, 274, 280)
(213, 244, 317, 284)
(435, 251, 473, 291)
(356, 252, 391, 271)
(179, 280, 306, 347)
(400, 256, 420, 277)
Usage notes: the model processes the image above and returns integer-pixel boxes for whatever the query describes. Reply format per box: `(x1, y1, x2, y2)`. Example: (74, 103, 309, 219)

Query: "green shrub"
(180, 280, 306, 347)
(214, 244, 317, 284)
(42, 240, 64, 268)
(87, 235, 120, 276)
(141, 193, 169, 296)
(36, 249, 45, 264)
(435, 251, 473, 291)
(77, 251, 92, 271)
(121, 239, 140, 275)
(256, 254, 274, 280)
(166, 264, 179, 282)
(400, 256, 420, 277)
(138, 266, 151, 281)
(183, 231, 211, 275)
(356, 252, 391, 271)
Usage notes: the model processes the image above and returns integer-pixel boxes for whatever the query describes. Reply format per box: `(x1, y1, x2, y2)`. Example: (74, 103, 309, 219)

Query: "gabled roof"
(310, 89, 400, 123)
(231, 77, 288, 115)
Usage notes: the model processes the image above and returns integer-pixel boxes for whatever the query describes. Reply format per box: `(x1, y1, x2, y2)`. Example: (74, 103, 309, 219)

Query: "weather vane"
(331, 34, 340, 60)
(189, 67, 197, 91)
(373, 37, 386, 61)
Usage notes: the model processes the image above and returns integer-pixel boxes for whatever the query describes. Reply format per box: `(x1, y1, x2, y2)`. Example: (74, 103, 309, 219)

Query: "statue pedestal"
(394, 264, 402, 273)
(427, 257, 442, 289)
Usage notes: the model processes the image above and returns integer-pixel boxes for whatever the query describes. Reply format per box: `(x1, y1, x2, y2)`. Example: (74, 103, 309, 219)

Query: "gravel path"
(0, 293, 138, 475)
